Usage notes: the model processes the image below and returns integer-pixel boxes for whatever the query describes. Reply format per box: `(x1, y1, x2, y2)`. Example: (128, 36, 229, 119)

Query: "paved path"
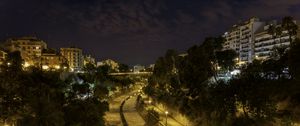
(150, 105, 185, 126)
(123, 95, 145, 126)
(105, 87, 145, 126)
(105, 94, 128, 126)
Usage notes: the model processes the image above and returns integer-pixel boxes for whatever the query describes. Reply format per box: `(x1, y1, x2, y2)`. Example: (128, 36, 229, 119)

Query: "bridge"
(108, 72, 152, 76)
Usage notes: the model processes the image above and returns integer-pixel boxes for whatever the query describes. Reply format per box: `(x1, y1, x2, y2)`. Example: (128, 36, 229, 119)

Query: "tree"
(288, 38, 300, 80)
(118, 63, 129, 72)
(268, 24, 277, 42)
(215, 49, 238, 71)
(83, 63, 96, 74)
(0, 51, 24, 125)
(230, 61, 277, 122)
(276, 26, 283, 44)
(0, 52, 109, 125)
(268, 24, 283, 44)
(3, 51, 23, 72)
(95, 65, 111, 82)
(146, 109, 160, 126)
(94, 84, 109, 100)
(282, 16, 298, 43)
(270, 45, 289, 60)
(64, 98, 108, 126)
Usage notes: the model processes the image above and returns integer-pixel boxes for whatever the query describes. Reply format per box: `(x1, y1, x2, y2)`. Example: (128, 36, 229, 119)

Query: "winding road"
(105, 87, 145, 126)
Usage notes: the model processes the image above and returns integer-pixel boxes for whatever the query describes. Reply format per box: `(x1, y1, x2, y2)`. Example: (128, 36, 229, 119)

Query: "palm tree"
(282, 16, 298, 43)
(276, 26, 283, 44)
(268, 24, 277, 42)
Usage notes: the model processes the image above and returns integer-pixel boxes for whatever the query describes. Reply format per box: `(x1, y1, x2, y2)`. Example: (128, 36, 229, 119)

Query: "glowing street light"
(42, 65, 49, 70)
(165, 111, 169, 126)
(55, 65, 60, 69)
(23, 62, 30, 68)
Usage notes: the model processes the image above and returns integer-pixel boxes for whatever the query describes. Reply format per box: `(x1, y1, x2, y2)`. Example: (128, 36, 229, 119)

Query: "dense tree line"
(0, 52, 110, 126)
(145, 16, 300, 125)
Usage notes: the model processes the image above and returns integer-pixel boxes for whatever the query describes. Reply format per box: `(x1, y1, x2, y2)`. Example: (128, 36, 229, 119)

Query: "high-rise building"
(224, 18, 300, 64)
(60, 47, 83, 72)
(239, 18, 265, 63)
(223, 25, 240, 52)
(3, 36, 47, 66)
(223, 18, 265, 64)
(254, 23, 289, 60)
(254, 21, 300, 60)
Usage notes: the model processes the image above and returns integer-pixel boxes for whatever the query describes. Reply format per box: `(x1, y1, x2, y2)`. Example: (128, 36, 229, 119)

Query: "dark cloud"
(0, 0, 299, 65)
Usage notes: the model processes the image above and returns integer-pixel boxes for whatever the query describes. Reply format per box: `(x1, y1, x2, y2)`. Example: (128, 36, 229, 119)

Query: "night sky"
(0, 0, 299, 65)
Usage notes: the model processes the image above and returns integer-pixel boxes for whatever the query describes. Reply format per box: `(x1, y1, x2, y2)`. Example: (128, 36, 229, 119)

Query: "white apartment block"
(254, 23, 292, 60)
(223, 25, 240, 52)
(223, 18, 300, 64)
(223, 18, 265, 64)
(60, 47, 83, 72)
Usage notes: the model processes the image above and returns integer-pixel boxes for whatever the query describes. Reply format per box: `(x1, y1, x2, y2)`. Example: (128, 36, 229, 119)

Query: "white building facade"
(223, 18, 265, 64)
(254, 24, 292, 60)
(223, 17, 299, 64)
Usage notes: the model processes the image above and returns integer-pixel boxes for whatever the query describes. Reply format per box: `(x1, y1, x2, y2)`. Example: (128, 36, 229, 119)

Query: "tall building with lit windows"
(223, 18, 265, 64)
(223, 17, 300, 64)
(40, 49, 68, 70)
(223, 25, 240, 52)
(3, 36, 47, 66)
(60, 47, 83, 72)
(254, 21, 300, 60)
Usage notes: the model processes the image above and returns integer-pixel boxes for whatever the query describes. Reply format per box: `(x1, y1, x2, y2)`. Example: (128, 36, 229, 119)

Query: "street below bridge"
(105, 86, 145, 126)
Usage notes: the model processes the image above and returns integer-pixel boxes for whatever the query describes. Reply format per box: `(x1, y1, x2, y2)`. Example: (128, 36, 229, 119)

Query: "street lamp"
(165, 111, 169, 126)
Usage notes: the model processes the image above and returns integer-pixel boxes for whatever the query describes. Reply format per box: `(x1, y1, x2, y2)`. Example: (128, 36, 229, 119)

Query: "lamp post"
(165, 111, 168, 126)
(146, 100, 152, 125)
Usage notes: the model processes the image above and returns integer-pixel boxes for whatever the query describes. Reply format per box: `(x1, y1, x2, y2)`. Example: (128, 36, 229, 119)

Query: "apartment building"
(223, 25, 240, 52)
(223, 18, 265, 64)
(3, 36, 47, 66)
(254, 23, 290, 60)
(60, 47, 83, 71)
(255, 21, 300, 60)
(40, 49, 68, 70)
